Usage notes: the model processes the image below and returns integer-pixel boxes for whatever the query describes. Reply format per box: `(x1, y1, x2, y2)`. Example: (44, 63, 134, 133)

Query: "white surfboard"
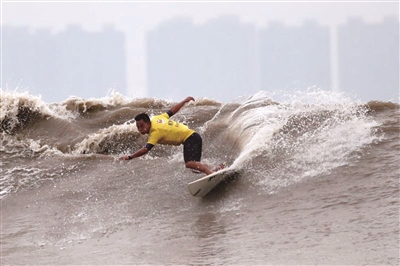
(188, 168, 239, 197)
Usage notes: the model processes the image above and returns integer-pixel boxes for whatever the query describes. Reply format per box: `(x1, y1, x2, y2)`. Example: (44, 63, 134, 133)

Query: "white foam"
(202, 89, 379, 192)
(0, 89, 77, 131)
(0, 166, 50, 199)
(60, 90, 131, 113)
(73, 123, 137, 155)
(243, 89, 381, 191)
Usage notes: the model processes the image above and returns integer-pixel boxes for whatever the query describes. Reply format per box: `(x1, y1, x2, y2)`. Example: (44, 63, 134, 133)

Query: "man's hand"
(120, 148, 148, 161)
(183, 96, 195, 103)
(169, 96, 195, 115)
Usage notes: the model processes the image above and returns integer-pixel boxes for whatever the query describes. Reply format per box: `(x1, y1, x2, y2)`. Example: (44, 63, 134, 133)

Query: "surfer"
(120, 96, 221, 175)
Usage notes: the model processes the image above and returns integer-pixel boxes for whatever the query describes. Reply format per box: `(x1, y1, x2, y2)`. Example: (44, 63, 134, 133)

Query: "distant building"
(2, 26, 37, 91)
(338, 17, 399, 102)
(198, 16, 258, 101)
(146, 16, 258, 101)
(259, 20, 331, 92)
(146, 18, 197, 100)
(2, 25, 126, 103)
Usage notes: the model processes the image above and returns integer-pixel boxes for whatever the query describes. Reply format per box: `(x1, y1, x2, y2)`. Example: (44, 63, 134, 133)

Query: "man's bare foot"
(213, 162, 227, 172)
(191, 162, 226, 174)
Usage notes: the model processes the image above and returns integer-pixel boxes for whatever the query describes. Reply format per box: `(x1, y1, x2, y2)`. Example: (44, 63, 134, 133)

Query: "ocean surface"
(1, 90, 399, 265)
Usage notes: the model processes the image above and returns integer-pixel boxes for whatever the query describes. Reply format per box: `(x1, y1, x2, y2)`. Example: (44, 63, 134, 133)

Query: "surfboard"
(188, 168, 239, 197)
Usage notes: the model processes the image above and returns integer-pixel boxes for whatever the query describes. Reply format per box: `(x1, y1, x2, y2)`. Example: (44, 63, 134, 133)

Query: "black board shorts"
(183, 132, 202, 163)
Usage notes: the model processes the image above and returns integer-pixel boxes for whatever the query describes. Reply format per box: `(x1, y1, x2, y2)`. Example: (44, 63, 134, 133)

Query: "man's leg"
(183, 133, 213, 175)
(185, 161, 213, 175)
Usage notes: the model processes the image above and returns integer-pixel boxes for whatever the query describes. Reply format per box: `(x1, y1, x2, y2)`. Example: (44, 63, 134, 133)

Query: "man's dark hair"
(135, 113, 150, 123)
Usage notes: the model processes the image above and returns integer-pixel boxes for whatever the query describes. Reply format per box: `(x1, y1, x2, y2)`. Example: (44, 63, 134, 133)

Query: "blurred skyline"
(2, 1, 399, 101)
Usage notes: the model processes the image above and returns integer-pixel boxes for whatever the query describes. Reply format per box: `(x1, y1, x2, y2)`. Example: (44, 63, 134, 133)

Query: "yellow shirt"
(147, 113, 194, 146)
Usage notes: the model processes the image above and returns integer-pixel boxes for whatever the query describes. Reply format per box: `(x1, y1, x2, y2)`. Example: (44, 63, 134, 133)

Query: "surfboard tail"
(188, 168, 239, 197)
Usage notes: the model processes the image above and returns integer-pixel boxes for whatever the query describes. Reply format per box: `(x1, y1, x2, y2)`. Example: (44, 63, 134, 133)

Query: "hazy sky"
(2, 1, 399, 98)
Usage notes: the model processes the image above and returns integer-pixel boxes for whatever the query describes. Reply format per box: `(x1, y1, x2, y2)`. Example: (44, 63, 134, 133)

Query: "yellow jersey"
(147, 113, 194, 146)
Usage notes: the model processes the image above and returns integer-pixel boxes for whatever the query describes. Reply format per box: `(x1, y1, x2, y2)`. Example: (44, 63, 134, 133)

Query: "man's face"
(136, 119, 150, 135)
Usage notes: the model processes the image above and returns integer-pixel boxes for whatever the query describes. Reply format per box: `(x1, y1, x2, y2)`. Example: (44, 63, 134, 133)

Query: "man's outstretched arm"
(120, 147, 149, 160)
(168, 96, 195, 116)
